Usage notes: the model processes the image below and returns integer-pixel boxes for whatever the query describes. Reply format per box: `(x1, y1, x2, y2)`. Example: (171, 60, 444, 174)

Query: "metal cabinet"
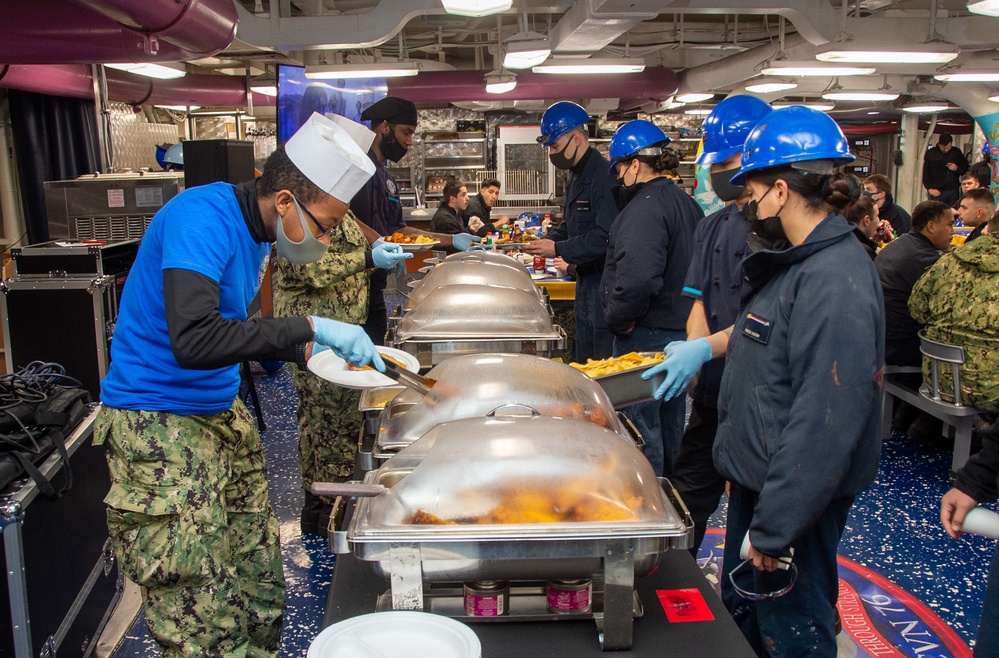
(422, 131, 487, 201)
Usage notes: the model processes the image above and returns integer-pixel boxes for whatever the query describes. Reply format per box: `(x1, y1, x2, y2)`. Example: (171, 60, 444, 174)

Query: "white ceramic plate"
(308, 611, 481, 658)
(391, 240, 440, 252)
(307, 347, 420, 389)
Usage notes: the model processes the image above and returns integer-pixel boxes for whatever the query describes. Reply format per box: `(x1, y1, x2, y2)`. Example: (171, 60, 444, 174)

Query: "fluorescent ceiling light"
(105, 62, 186, 80)
(821, 90, 900, 101)
(761, 61, 876, 77)
(934, 71, 999, 82)
(484, 69, 517, 94)
(250, 84, 277, 97)
(684, 108, 714, 115)
(968, 0, 999, 17)
(676, 92, 714, 103)
(441, 0, 511, 17)
(745, 80, 799, 93)
(503, 31, 551, 70)
(990, 93, 999, 102)
(815, 43, 959, 64)
(770, 101, 836, 111)
(250, 72, 277, 97)
(305, 62, 419, 79)
(902, 102, 951, 113)
(155, 105, 201, 111)
(532, 58, 645, 75)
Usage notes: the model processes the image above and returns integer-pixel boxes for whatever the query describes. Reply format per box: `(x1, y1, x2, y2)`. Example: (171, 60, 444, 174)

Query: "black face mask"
(744, 185, 789, 244)
(548, 135, 580, 170)
(381, 127, 408, 163)
(710, 169, 746, 203)
(611, 164, 646, 210)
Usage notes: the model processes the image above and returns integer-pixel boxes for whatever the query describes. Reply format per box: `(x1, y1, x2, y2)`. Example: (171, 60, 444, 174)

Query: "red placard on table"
(657, 588, 715, 623)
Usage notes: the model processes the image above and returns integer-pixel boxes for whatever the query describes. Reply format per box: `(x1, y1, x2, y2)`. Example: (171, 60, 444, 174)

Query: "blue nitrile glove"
(311, 342, 331, 357)
(372, 242, 413, 270)
(642, 338, 712, 401)
(310, 316, 385, 371)
(452, 233, 482, 251)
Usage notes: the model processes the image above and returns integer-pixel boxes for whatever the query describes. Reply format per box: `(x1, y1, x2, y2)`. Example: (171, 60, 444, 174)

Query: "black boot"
(301, 491, 324, 535)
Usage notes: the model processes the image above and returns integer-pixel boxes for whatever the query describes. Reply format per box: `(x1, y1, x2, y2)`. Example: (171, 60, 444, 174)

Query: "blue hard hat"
(607, 120, 670, 173)
(696, 95, 773, 166)
(730, 106, 854, 186)
(162, 143, 184, 166)
(539, 101, 590, 146)
(983, 142, 992, 156)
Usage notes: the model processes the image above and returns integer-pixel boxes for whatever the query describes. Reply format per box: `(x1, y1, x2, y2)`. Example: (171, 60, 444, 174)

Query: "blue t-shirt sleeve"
(159, 195, 234, 282)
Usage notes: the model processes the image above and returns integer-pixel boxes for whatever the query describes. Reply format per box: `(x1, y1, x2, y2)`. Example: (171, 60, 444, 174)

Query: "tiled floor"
(113, 363, 995, 656)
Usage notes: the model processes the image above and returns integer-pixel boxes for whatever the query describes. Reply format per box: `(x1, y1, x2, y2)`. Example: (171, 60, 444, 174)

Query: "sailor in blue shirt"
(95, 114, 398, 658)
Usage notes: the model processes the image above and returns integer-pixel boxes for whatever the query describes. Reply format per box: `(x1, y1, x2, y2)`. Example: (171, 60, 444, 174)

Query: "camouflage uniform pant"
(291, 367, 362, 497)
(94, 400, 285, 658)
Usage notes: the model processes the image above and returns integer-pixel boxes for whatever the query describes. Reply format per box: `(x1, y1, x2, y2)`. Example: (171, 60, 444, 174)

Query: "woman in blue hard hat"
(600, 119, 703, 477)
(712, 106, 884, 657)
(522, 101, 618, 363)
(643, 94, 773, 556)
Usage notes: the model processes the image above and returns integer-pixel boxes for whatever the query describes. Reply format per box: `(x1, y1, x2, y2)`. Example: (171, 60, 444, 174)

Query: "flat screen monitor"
(276, 65, 389, 143)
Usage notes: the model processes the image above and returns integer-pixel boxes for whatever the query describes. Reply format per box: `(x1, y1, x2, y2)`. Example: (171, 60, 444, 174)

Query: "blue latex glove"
(642, 338, 712, 401)
(452, 233, 482, 251)
(372, 242, 413, 270)
(309, 316, 385, 371)
(310, 342, 330, 357)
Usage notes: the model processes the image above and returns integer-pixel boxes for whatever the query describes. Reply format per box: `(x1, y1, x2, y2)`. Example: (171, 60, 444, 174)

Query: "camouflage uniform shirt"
(909, 232, 999, 411)
(272, 211, 372, 486)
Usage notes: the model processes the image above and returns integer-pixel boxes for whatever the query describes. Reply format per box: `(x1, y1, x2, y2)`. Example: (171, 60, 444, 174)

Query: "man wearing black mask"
(522, 101, 618, 362)
(349, 96, 479, 343)
(642, 94, 773, 555)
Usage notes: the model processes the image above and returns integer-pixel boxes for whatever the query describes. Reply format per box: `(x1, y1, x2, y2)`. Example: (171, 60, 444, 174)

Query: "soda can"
(534, 255, 546, 272)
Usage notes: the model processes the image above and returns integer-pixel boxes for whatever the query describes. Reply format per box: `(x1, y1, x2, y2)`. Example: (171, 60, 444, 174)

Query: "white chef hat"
(324, 113, 376, 153)
(285, 112, 376, 203)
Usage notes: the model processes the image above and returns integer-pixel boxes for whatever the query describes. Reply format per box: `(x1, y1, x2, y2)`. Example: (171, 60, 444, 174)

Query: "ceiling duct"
(0, 65, 275, 108)
(0, 0, 236, 64)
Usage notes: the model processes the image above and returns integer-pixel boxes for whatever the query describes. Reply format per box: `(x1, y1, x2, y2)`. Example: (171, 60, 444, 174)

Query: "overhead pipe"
(69, 0, 238, 57)
(388, 68, 679, 103)
(0, 0, 236, 64)
(0, 65, 275, 108)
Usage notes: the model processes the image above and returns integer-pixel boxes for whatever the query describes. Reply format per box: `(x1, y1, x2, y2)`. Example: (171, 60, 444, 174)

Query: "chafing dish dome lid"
(405, 260, 541, 310)
(356, 415, 683, 537)
(396, 285, 557, 340)
(378, 353, 629, 449)
(443, 250, 526, 268)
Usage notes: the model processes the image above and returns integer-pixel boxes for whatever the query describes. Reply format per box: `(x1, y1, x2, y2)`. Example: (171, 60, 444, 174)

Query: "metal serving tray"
(591, 352, 668, 408)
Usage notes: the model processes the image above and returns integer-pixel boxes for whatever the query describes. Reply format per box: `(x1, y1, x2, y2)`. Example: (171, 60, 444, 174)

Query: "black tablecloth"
(323, 547, 756, 657)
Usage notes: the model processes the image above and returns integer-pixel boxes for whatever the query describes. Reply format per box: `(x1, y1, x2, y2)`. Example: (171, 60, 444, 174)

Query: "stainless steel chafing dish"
(373, 353, 641, 456)
(387, 284, 565, 367)
(334, 415, 692, 650)
(404, 259, 542, 311)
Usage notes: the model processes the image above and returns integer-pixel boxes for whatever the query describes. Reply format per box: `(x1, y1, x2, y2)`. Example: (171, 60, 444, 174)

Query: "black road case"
(0, 406, 122, 657)
(1, 241, 138, 398)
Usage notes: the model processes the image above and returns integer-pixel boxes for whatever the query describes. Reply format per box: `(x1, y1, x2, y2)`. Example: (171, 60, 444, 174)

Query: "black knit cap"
(360, 96, 418, 126)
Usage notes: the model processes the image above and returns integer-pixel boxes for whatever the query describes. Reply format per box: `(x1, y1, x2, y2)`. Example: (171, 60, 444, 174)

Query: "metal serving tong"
(379, 359, 436, 396)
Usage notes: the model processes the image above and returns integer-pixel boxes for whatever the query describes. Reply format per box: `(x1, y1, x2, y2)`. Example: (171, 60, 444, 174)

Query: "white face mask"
(275, 196, 329, 264)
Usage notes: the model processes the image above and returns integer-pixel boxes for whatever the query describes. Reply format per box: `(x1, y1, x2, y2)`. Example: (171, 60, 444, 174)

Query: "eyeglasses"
(273, 189, 336, 239)
(727, 558, 798, 601)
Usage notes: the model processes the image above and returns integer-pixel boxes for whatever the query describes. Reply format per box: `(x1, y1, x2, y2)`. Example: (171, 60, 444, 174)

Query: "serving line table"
(322, 499, 754, 657)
